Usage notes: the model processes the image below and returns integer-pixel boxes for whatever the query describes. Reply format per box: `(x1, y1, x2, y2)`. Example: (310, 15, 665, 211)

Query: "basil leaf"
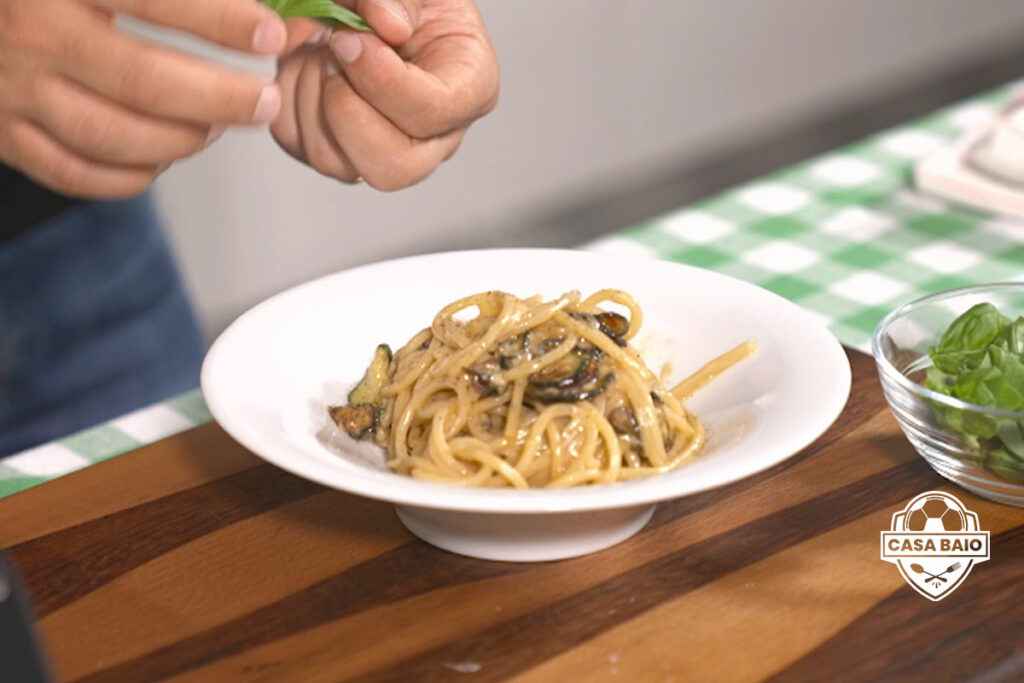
(985, 352, 1024, 410)
(930, 303, 1009, 374)
(1002, 347, 1024, 384)
(925, 366, 953, 393)
(997, 420, 1024, 459)
(930, 398, 963, 432)
(961, 409, 999, 439)
(951, 368, 984, 403)
(1010, 316, 1024, 355)
(990, 377, 1024, 410)
(987, 447, 1024, 482)
(260, 0, 371, 31)
(926, 301, 1024, 482)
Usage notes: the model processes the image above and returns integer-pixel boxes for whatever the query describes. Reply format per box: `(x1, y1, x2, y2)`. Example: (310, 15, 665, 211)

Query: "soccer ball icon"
(905, 495, 965, 532)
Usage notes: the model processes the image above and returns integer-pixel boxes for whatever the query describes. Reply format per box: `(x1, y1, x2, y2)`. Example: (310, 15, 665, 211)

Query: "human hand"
(0, 0, 288, 198)
(272, 0, 498, 191)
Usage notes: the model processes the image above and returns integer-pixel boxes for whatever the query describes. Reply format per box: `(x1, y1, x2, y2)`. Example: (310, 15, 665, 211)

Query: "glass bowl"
(873, 283, 1024, 507)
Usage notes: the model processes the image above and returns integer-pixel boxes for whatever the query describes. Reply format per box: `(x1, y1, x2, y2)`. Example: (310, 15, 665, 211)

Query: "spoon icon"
(910, 563, 948, 583)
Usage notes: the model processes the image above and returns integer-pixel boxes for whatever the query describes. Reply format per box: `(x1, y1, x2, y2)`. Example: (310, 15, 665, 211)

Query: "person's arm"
(272, 0, 499, 190)
(0, 0, 288, 198)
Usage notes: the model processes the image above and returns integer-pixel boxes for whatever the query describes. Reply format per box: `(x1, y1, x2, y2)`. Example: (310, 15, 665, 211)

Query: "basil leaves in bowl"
(874, 284, 1024, 506)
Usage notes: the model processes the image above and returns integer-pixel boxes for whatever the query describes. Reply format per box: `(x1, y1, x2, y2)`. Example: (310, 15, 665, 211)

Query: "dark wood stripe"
(768, 524, 1024, 682)
(356, 459, 937, 683)
(71, 543, 531, 683)
(76, 458, 936, 683)
(6, 465, 322, 617)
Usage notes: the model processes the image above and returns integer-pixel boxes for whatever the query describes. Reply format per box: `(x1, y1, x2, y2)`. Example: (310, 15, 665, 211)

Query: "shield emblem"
(880, 491, 990, 601)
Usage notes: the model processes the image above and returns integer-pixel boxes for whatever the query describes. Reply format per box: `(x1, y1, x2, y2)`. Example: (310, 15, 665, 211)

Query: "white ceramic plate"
(202, 249, 850, 561)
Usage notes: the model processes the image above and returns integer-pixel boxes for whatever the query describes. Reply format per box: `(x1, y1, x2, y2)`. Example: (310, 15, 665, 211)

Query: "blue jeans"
(0, 195, 204, 456)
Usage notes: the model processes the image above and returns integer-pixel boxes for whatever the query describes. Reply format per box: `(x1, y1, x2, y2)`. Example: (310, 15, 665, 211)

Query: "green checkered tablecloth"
(0, 390, 212, 499)
(588, 82, 1024, 350)
(2, 82, 1023, 501)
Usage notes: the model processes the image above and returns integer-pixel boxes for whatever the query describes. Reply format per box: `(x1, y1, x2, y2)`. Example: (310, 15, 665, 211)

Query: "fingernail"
(374, 0, 412, 32)
(305, 27, 331, 46)
(331, 32, 363, 64)
(252, 84, 281, 124)
(252, 17, 287, 54)
(204, 125, 226, 146)
(324, 59, 340, 78)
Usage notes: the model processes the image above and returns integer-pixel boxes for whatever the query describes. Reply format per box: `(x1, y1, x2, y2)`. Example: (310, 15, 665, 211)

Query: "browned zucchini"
(542, 372, 614, 404)
(526, 347, 613, 404)
(498, 333, 530, 370)
(347, 344, 392, 406)
(595, 312, 629, 344)
(468, 356, 505, 397)
(329, 404, 377, 440)
(570, 311, 629, 346)
(608, 406, 638, 434)
(576, 373, 614, 402)
(529, 348, 598, 390)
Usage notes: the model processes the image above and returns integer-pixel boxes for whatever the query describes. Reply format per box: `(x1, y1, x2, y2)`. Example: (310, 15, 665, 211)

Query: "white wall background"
(151, 1, 1024, 338)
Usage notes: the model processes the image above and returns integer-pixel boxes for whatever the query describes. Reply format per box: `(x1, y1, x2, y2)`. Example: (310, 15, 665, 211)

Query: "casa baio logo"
(880, 491, 989, 601)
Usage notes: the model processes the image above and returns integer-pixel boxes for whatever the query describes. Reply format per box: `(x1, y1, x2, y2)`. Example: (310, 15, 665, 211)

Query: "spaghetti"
(328, 290, 754, 489)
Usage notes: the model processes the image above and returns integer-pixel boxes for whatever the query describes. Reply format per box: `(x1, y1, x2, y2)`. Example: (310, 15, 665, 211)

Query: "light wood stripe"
(512, 487, 1023, 682)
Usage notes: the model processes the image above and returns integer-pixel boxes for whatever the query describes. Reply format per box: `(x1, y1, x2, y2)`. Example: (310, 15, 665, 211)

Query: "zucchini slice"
(596, 311, 629, 344)
(347, 344, 393, 406)
(526, 347, 613, 404)
(329, 404, 377, 440)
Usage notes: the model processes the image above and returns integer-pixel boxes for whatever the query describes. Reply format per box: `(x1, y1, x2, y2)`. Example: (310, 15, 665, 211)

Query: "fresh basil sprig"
(260, 0, 371, 32)
(926, 302, 1024, 481)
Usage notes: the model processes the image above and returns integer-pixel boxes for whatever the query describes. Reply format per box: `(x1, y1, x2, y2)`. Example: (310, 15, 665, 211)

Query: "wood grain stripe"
(70, 540, 534, 683)
(8, 464, 322, 617)
(41, 492, 411, 682)
(0, 423, 260, 547)
(769, 524, 1024, 682)
(514, 490, 1024, 682)
(351, 460, 937, 682)
(515, 507, 909, 683)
